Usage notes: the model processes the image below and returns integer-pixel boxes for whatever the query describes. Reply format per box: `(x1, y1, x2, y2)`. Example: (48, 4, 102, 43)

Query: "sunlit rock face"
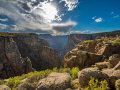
(13, 34, 61, 70)
(64, 30, 120, 56)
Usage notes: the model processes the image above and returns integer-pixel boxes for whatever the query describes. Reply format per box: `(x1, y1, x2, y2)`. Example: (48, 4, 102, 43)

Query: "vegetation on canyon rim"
(0, 67, 110, 90)
(0, 67, 79, 89)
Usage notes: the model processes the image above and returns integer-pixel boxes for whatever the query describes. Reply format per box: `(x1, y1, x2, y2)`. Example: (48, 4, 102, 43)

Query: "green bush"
(71, 67, 79, 80)
(5, 77, 22, 89)
(83, 40, 93, 44)
(110, 39, 120, 45)
(82, 77, 110, 90)
(3, 67, 80, 89)
(0, 80, 4, 85)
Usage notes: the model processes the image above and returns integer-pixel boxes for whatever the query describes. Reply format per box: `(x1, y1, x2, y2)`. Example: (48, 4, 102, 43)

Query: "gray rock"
(0, 84, 11, 90)
(36, 72, 71, 90)
(78, 68, 108, 88)
(114, 61, 120, 70)
(115, 79, 120, 90)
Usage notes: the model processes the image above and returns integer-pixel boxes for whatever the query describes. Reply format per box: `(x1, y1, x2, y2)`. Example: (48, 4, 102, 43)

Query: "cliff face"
(13, 35, 61, 70)
(64, 36, 120, 69)
(64, 30, 120, 55)
(63, 34, 92, 55)
(0, 36, 33, 79)
(0, 33, 61, 78)
(39, 34, 68, 58)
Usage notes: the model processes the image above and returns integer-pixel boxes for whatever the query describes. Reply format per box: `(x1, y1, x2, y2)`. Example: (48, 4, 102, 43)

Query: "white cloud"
(60, 0, 78, 11)
(51, 20, 77, 35)
(113, 15, 120, 18)
(0, 18, 8, 22)
(92, 16, 96, 20)
(111, 12, 114, 15)
(70, 30, 96, 34)
(95, 18, 103, 23)
(0, 23, 8, 29)
(0, 0, 78, 35)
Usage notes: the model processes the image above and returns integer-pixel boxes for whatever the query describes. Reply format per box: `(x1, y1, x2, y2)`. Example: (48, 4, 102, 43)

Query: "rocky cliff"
(64, 36, 120, 69)
(0, 33, 61, 78)
(64, 30, 120, 55)
(13, 34, 61, 70)
(0, 36, 33, 79)
(39, 34, 68, 58)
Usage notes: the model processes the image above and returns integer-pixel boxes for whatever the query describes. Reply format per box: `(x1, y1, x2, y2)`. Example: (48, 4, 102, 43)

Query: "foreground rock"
(64, 49, 102, 69)
(0, 84, 11, 90)
(102, 69, 120, 87)
(108, 54, 120, 68)
(94, 62, 109, 70)
(115, 79, 120, 90)
(78, 68, 108, 88)
(36, 72, 71, 90)
(114, 61, 120, 70)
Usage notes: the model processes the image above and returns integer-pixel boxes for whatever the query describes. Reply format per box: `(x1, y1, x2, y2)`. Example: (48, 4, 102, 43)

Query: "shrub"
(4, 67, 80, 89)
(0, 80, 4, 85)
(82, 77, 110, 90)
(5, 77, 22, 89)
(110, 39, 120, 45)
(83, 40, 93, 44)
(71, 67, 79, 80)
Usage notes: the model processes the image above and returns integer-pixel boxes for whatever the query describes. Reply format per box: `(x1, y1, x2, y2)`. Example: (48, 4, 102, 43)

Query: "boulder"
(78, 68, 108, 88)
(108, 54, 120, 68)
(17, 83, 36, 90)
(97, 44, 120, 57)
(114, 61, 120, 70)
(64, 50, 102, 69)
(36, 72, 71, 90)
(71, 79, 80, 89)
(95, 62, 109, 70)
(115, 79, 120, 90)
(102, 69, 120, 88)
(0, 84, 11, 90)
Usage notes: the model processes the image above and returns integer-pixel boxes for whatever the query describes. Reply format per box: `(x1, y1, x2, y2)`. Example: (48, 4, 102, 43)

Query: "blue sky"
(63, 0, 120, 33)
(0, 0, 120, 35)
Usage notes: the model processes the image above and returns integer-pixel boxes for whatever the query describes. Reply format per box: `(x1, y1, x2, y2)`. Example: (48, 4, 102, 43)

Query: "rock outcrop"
(64, 30, 120, 55)
(64, 37, 120, 69)
(13, 35, 61, 70)
(0, 84, 11, 90)
(37, 72, 71, 90)
(64, 49, 102, 69)
(0, 36, 33, 79)
(108, 54, 120, 68)
(63, 34, 92, 56)
(115, 79, 120, 90)
(0, 33, 61, 78)
(78, 68, 108, 88)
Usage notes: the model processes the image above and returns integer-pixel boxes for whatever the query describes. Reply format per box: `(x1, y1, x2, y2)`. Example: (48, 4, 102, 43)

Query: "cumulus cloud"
(113, 15, 120, 18)
(0, 0, 78, 35)
(92, 16, 96, 20)
(0, 18, 8, 22)
(51, 20, 77, 35)
(70, 30, 95, 34)
(60, 0, 78, 11)
(95, 18, 103, 23)
(111, 12, 114, 15)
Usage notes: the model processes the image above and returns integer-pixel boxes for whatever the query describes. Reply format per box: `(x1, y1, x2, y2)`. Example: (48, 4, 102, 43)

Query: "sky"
(0, 0, 120, 35)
